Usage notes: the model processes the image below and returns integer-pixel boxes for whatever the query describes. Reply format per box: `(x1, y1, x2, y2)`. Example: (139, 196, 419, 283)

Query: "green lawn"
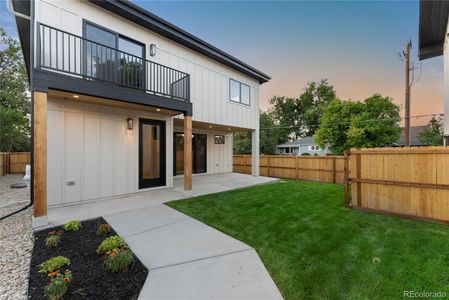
(167, 180, 449, 300)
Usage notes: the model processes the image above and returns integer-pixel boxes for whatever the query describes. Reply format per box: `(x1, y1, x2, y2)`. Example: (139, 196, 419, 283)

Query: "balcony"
(36, 23, 190, 102)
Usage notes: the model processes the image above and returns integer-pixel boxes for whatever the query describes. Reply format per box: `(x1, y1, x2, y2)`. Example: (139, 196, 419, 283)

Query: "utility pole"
(404, 40, 412, 147)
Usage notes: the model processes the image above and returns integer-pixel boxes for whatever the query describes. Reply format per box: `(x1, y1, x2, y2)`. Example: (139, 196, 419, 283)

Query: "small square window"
(215, 135, 225, 144)
(229, 79, 250, 106)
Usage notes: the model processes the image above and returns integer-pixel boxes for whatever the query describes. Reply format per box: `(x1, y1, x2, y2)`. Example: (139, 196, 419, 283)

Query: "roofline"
(88, 0, 271, 84)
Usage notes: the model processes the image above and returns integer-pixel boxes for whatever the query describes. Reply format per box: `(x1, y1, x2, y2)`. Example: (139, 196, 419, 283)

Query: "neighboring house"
(418, 0, 449, 145)
(395, 126, 428, 146)
(10, 0, 270, 225)
(276, 137, 331, 156)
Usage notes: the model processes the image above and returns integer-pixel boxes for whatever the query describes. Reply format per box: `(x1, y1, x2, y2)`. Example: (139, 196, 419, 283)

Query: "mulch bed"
(28, 217, 148, 299)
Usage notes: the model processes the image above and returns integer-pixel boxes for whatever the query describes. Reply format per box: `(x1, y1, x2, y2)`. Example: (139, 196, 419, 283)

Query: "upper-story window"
(229, 79, 250, 105)
(84, 21, 145, 88)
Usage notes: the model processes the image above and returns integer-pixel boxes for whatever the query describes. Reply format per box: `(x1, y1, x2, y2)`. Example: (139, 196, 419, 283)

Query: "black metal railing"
(36, 23, 190, 102)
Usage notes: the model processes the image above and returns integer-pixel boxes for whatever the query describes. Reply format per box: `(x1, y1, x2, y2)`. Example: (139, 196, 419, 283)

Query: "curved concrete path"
(104, 204, 283, 300)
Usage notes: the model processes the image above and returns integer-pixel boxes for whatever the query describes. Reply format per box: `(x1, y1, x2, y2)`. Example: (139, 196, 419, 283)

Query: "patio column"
(251, 128, 259, 176)
(33, 91, 47, 218)
(184, 115, 192, 190)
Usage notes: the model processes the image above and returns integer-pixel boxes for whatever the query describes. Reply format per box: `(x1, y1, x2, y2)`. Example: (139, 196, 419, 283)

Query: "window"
(215, 135, 225, 144)
(229, 79, 250, 105)
(309, 145, 320, 151)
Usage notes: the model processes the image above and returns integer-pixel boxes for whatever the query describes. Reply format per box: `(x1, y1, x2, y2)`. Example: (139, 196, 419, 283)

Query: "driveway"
(104, 204, 283, 299)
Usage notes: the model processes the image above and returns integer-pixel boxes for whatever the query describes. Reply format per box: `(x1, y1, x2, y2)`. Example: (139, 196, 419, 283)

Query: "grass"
(167, 180, 449, 300)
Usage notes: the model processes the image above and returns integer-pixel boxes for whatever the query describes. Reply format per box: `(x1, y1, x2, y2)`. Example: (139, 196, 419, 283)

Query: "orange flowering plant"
(44, 269, 72, 300)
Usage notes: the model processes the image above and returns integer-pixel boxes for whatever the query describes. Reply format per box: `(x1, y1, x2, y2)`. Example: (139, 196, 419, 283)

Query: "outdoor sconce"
(127, 118, 134, 130)
(150, 44, 156, 56)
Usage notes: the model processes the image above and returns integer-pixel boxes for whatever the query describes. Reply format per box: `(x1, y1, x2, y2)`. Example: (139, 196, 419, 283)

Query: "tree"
(0, 27, 30, 152)
(418, 116, 444, 146)
(269, 79, 336, 141)
(233, 111, 282, 155)
(315, 94, 401, 155)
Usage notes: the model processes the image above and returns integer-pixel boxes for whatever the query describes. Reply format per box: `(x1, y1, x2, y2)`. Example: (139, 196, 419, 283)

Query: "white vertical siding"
(47, 99, 172, 206)
(34, 0, 261, 130)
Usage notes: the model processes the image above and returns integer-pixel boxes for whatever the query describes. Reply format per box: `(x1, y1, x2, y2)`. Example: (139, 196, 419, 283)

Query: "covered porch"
(41, 173, 278, 228)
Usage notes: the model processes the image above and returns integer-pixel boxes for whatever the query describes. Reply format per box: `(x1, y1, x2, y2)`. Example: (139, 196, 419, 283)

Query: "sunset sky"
(1, 0, 444, 125)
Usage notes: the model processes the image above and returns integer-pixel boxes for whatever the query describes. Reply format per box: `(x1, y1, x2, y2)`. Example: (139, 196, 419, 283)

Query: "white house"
(418, 0, 449, 145)
(276, 137, 331, 156)
(10, 0, 270, 225)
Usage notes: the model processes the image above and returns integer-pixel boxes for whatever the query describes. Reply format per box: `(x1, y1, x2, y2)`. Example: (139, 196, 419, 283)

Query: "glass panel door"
(139, 119, 166, 189)
(173, 133, 207, 175)
(118, 37, 145, 89)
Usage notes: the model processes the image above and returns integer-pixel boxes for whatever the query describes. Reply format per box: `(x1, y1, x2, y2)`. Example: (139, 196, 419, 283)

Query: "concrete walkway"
(104, 204, 283, 300)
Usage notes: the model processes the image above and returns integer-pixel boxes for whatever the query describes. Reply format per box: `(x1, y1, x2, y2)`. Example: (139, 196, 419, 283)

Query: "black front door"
(139, 119, 166, 189)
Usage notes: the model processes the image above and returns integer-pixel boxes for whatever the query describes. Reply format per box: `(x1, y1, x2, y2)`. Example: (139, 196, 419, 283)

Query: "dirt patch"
(28, 218, 148, 300)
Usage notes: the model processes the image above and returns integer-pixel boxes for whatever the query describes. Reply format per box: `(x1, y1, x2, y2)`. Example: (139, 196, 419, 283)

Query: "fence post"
(344, 151, 350, 207)
(267, 156, 271, 177)
(332, 156, 337, 184)
(356, 152, 362, 207)
(295, 156, 299, 179)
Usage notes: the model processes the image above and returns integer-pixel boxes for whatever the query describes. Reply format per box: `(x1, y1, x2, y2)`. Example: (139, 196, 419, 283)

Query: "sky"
(0, 0, 444, 126)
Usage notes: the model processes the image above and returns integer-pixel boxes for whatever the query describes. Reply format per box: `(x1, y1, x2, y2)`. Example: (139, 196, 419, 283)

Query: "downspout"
(1, 0, 34, 221)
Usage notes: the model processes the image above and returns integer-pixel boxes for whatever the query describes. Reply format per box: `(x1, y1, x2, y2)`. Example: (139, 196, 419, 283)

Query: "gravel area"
(0, 174, 33, 300)
(0, 174, 30, 207)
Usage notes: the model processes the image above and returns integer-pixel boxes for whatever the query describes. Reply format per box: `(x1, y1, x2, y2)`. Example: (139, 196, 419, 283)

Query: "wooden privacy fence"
(0, 152, 31, 176)
(346, 147, 449, 223)
(233, 155, 345, 184)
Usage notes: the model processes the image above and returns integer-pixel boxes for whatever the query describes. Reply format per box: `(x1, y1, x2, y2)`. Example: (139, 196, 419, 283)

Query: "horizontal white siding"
(34, 0, 261, 130)
(46, 98, 173, 206)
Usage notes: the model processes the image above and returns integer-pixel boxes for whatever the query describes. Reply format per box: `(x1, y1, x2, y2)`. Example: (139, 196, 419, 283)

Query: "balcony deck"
(34, 23, 191, 114)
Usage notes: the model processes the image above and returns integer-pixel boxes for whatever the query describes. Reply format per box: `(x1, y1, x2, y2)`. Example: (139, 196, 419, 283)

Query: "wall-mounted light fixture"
(127, 118, 134, 130)
(150, 44, 157, 56)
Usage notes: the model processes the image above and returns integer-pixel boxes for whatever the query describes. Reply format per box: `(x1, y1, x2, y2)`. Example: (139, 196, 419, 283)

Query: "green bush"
(104, 248, 134, 273)
(44, 270, 72, 300)
(96, 223, 111, 236)
(301, 153, 311, 156)
(63, 220, 82, 231)
(39, 256, 71, 273)
(45, 234, 61, 248)
(97, 235, 126, 254)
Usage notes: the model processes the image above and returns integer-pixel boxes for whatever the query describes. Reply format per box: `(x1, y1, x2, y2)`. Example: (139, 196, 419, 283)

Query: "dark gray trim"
(419, 0, 449, 60)
(88, 0, 271, 84)
(33, 69, 192, 115)
(11, 0, 31, 79)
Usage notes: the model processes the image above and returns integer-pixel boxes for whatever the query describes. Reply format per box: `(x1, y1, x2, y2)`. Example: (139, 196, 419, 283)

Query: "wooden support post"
(344, 151, 350, 207)
(33, 91, 47, 217)
(183, 115, 192, 191)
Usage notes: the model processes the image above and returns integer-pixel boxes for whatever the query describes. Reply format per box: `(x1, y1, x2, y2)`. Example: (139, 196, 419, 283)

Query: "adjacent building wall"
(444, 18, 449, 139)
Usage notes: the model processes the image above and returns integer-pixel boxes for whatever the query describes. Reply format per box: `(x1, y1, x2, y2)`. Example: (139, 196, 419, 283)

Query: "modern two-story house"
(10, 0, 270, 225)
(419, 0, 449, 145)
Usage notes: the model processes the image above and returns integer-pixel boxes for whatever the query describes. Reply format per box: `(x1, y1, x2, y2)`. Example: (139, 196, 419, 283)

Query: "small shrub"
(38, 256, 71, 273)
(44, 269, 72, 300)
(97, 235, 125, 254)
(301, 153, 311, 156)
(63, 220, 82, 231)
(45, 235, 61, 248)
(45, 230, 64, 248)
(104, 247, 134, 273)
(96, 223, 111, 236)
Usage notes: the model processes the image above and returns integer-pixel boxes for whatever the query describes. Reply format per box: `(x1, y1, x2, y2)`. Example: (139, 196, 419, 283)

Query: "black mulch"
(28, 217, 148, 300)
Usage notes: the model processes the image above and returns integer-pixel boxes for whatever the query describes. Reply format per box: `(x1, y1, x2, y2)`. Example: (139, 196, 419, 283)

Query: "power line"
(259, 113, 444, 130)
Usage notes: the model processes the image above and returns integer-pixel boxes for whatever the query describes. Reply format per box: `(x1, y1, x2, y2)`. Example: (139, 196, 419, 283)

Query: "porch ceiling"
(173, 118, 253, 133)
(48, 89, 182, 117)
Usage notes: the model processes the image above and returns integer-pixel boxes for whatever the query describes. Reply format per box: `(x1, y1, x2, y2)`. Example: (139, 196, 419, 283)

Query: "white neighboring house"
(276, 137, 331, 156)
(419, 0, 449, 145)
(10, 0, 270, 225)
